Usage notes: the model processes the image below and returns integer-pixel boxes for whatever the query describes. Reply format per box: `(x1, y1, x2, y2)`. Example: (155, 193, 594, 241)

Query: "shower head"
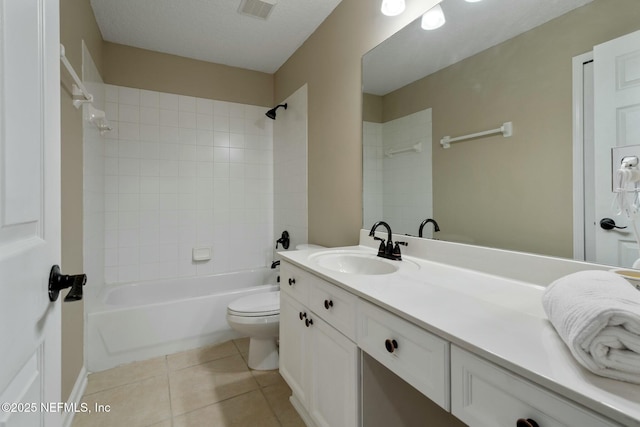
(265, 103, 287, 120)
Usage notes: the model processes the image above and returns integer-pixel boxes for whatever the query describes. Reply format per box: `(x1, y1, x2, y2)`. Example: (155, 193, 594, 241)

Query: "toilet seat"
(227, 291, 280, 317)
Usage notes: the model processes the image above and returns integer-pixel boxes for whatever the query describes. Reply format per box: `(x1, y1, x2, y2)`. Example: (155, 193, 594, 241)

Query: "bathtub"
(87, 268, 278, 372)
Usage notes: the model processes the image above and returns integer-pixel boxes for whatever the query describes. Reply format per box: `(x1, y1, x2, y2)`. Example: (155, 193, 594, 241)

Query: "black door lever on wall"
(48, 265, 87, 302)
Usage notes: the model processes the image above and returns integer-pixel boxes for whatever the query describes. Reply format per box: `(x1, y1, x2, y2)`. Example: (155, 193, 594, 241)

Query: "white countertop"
(278, 238, 640, 427)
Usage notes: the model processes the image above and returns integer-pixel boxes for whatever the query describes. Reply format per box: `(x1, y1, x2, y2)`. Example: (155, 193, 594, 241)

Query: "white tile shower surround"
(82, 44, 106, 296)
(363, 108, 433, 236)
(362, 121, 383, 229)
(382, 109, 433, 236)
(103, 85, 275, 284)
(274, 85, 308, 250)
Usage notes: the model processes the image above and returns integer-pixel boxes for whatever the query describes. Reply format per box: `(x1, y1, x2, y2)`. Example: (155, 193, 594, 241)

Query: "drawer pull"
(516, 419, 539, 427)
(305, 318, 314, 327)
(288, 278, 296, 286)
(299, 311, 307, 320)
(324, 299, 334, 309)
(384, 339, 398, 353)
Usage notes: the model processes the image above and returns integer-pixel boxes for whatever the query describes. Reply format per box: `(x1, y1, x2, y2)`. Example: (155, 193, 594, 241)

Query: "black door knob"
(48, 265, 87, 302)
(600, 218, 627, 230)
(324, 299, 333, 309)
(305, 318, 313, 327)
(288, 278, 296, 286)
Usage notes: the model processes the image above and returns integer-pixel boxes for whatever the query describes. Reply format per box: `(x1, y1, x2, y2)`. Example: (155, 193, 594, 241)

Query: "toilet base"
(248, 337, 279, 370)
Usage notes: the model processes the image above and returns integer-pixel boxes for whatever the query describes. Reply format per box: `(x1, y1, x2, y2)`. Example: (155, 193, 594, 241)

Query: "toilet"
(226, 243, 325, 370)
(227, 291, 281, 370)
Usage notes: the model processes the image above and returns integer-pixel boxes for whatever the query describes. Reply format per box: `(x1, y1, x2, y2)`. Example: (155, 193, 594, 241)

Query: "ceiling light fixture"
(380, 0, 405, 17)
(421, 4, 445, 30)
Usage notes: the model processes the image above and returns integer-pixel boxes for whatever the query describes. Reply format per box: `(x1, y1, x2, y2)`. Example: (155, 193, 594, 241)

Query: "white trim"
(572, 51, 594, 262)
(61, 366, 87, 427)
(289, 394, 317, 427)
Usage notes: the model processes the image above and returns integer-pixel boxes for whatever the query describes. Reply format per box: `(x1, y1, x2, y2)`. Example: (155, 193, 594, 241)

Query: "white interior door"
(0, 1, 61, 426)
(593, 29, 640, 267)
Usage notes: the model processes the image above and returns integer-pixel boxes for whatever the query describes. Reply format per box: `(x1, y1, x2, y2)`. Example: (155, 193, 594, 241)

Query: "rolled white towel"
(542, 270, 640, 383)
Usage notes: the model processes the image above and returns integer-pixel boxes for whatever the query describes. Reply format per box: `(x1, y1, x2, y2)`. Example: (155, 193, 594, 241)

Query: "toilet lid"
(228, 291, 280, 316)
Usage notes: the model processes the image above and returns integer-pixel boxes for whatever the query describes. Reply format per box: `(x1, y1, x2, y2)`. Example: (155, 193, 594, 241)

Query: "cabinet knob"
(299, 311, 307, 320)
(324, 299, 333, 309)
(305, 318, 314, 327)
(288, 278, 296, 286)
(384, 339, 398, 353)
(516, 419, 539, 427)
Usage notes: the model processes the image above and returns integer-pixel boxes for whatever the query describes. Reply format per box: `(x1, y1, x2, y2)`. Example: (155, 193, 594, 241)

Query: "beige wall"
(103, 42, 274, 107)
(274, 0, 441, 247)
(60, 0, 104, 402)
(377, 0, 640, 258)
(362, 92, 382, 123)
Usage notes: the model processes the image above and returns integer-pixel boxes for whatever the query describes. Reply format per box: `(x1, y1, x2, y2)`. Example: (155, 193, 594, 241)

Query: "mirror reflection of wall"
(362, 0, 640, 260)
(363, 108, 433, 237)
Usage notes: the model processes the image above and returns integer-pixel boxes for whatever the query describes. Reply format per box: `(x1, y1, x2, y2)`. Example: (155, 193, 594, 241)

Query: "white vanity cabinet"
(279, 241, 640, 427)
(279, 262, 359, 427)
(450, 346, 621, 427)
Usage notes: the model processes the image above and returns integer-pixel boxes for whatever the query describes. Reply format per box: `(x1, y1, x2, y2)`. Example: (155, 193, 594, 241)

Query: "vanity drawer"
(280, 262, 314, 305)
(309, 279, 358, 341)
(450, 346, 621, 427)
(357, 300, 449, 410)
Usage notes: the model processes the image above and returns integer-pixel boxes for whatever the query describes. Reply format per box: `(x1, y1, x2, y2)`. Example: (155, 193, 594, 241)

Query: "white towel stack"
(542, 270, 640, 383)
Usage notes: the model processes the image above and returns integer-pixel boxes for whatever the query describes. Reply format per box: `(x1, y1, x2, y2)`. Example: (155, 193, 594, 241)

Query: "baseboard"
(62, 365, 88, 427)
(289, 394, 316, 427)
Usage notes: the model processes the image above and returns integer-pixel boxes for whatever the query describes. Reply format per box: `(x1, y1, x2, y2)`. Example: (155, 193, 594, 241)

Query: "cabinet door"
(279, 292, 311, 405)
(309, 316, 359, 427)
(451, 346, 621, 427)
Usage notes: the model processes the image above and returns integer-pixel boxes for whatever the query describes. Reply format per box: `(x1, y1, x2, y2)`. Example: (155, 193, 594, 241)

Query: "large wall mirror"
(362, 0, 640, 266)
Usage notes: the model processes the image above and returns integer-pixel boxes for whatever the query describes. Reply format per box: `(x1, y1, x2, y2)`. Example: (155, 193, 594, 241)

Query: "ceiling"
(90, 0, 343, 74)
(363, 0, 594, 95)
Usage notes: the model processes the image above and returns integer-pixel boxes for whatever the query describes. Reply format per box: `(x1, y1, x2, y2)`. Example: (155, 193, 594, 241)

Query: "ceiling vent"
(238, 0, 277, 20)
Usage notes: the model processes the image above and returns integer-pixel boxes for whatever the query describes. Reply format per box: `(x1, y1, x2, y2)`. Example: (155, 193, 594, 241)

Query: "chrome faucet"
(368, 221, 406, 261)
(419, 218, 440, 237)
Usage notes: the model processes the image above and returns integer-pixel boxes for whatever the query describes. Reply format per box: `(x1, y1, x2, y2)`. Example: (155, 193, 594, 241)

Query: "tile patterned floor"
(71, 338, 305, 427)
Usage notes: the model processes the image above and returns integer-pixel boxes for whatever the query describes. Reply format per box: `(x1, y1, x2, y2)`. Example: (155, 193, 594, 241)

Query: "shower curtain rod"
(60, 44, 93, 109)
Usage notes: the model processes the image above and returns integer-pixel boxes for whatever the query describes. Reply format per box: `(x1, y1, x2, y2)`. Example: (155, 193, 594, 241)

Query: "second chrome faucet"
(368, 221, 406, 261)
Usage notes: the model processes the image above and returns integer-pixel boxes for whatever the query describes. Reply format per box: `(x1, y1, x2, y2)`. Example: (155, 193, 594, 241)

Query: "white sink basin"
(309, 251, 416, 275)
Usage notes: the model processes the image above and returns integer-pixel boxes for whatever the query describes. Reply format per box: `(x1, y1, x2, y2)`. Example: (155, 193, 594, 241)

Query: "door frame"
(572, 51, 594, 262)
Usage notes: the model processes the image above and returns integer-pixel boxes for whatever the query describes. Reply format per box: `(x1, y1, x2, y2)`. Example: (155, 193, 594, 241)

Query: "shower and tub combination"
(88, 244, 323, 372)
(87, 268, 278, 372)
(83, 82, 309, 372)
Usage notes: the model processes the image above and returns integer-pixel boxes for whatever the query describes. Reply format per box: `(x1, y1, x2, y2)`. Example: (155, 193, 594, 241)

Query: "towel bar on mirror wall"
(440, 121, 513, 149)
